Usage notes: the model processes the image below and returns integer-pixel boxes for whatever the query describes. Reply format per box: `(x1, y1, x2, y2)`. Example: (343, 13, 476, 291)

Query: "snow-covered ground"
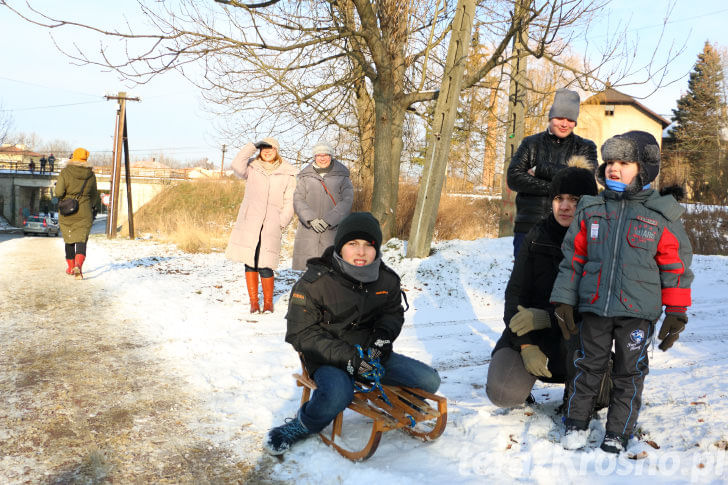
(3, 231, 727, 483)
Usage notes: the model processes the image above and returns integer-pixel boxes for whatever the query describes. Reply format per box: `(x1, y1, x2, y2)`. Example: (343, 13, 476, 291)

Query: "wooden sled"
(293, 361, 447, 461)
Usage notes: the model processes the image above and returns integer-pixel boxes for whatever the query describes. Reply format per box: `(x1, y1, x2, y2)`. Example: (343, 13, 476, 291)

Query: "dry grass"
(353, 182, 499, 241)
(125, 179, 245, 253)
(131, 179, 498, 253)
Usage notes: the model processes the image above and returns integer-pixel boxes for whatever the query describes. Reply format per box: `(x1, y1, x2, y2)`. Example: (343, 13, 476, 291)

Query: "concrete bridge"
(0, 163, 191, 227)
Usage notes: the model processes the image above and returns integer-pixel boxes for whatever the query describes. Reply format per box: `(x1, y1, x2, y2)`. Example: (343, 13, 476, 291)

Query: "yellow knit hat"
(71, 147, 89, 162)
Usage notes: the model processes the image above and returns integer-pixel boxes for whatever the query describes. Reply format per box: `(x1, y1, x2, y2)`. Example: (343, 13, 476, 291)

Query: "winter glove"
(554, 303, 577, 340)
(254, 140, 273, 149)
(658, 311, 688, 351)
(347, 354, 375, 378)
(520, 345, 552, 378)
(309, 218, 329, 233)
(509, 305, 551, 336)
(368, 337, 393, 363)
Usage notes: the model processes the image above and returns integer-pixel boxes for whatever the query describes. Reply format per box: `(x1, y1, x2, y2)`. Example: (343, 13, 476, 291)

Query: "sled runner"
(293, 359, 447, 461)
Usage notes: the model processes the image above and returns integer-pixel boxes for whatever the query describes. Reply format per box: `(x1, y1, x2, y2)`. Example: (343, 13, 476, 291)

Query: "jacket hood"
(64, 162, 94, 179)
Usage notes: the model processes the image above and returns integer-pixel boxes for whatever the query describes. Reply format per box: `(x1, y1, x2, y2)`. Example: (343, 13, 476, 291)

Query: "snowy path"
(1, 233, 727, 484)
(0, 236, 272, 483)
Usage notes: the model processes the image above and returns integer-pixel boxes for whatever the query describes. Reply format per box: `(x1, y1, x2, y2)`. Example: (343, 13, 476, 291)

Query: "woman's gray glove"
(310, 218, 329, 233)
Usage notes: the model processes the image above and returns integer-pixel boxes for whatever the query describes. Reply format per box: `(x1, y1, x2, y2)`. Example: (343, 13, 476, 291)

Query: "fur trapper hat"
(549, 156, 598, 199)
(599, 130, 661, 186)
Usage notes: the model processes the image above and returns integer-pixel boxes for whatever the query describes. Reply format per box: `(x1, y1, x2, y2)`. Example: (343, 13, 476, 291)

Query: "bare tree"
(2, 0, 684, 239)
(0, 102, 13, 145)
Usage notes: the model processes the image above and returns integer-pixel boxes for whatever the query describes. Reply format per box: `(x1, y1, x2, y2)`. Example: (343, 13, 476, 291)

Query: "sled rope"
(353, 345, 416, 427)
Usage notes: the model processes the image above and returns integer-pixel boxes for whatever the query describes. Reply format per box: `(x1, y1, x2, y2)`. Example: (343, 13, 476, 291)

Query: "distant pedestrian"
(55, 148, 101, 280)
(225, 138, 298, 314)
(28, 159, 35, 174)
(48, 154, 55, 172)
(292, 142, 354, 271)
(40, 156, 47, 174)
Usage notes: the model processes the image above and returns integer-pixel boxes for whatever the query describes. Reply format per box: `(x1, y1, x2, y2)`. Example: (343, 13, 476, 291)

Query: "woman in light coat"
(292, 142, 354, 271)
(55, 147, 101, 280)
(225, 138, 298, 313)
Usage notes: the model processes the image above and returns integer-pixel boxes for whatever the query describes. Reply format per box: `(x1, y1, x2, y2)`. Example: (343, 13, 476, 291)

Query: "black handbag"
(59, 177, 89, 216)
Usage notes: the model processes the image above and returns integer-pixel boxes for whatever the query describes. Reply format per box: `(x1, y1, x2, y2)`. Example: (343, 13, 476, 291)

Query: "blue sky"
(0, 1, 726, 166)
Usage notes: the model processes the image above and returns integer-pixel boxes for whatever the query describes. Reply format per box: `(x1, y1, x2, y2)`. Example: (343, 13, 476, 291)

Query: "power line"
(0, 100, 107, 112)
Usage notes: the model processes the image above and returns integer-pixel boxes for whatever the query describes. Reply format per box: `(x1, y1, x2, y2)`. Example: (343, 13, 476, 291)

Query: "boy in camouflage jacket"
(550, 131, 693, 454)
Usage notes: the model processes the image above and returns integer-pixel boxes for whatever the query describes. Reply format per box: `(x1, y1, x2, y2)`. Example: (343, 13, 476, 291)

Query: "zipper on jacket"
(603, 198, 626, 315)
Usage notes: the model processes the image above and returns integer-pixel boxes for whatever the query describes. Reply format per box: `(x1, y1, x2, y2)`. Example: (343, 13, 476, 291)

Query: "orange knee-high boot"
(74, 254, 86, 280)
(66, 259, 75, 275)
(261, 276, 275, 313)
(245, 271, 260, 314)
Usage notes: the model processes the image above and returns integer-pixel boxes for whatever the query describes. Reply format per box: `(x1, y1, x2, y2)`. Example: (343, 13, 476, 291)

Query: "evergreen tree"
(670, 42, 728, 202)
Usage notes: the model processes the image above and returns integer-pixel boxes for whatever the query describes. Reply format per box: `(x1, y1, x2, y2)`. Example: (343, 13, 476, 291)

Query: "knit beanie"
(71, 147, 89, 163)
(599, 130, 661, 186)
(548, 89, 580, 121)
(255, 137, 280, 151)
(334, 212, 382, 255)
(312, 142, 333, 157)
(549, 156, 598, 199)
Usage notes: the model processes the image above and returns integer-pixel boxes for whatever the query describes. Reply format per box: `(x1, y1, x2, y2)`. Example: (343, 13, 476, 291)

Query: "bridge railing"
(0, 160, 59, 174)
(0, 161, 192, 180)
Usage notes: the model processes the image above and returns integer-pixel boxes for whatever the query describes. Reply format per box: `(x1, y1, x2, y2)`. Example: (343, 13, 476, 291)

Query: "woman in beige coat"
(225, 138, 298, 313)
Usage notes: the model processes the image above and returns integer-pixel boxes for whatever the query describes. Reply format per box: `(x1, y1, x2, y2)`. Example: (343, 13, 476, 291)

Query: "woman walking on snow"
(55, 147, 101, 280)
(291, 142, 353, 271)
(225, 138, 298, 314)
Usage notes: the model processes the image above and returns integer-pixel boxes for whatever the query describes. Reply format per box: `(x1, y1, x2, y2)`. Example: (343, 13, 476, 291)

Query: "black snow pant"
(564, 313, 653, 437)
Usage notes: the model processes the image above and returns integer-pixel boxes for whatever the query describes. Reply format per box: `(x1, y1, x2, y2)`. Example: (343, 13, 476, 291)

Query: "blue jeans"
(298, 352, 441, 433)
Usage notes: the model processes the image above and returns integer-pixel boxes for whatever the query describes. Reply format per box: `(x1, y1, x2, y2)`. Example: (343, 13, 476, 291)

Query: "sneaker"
(561, 419, 589, 450)
(600, 431, 628, 454)
(264, 417, 310, 455)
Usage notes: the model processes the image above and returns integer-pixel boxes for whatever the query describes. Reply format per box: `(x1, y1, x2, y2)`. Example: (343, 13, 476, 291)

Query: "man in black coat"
(507, 88, 598, 257)
(487, 161, 610, 410)
(264, 212, 441, 456)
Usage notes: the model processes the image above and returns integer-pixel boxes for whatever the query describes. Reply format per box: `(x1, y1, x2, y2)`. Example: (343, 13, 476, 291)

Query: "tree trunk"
(406, 0, 476, 258)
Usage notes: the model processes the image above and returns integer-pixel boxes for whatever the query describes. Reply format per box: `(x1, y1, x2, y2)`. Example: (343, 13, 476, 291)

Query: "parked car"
(23, 214, 60, 237)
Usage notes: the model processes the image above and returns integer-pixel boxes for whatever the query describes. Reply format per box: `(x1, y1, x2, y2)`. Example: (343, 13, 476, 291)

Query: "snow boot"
(561, 418, 589, 450)
(245, 271, 260, 314)
(600, 431, 628, 454)
(66, 259, 75, 275)
(73, 254, 85, 280)
(264, 416, 310, 455)
(261, 276, 275, 313)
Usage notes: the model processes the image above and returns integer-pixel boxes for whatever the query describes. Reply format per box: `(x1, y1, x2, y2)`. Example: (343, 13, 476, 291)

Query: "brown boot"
(66, 259, 75, 275)
(74, 254, 85, 280)
(261, 276, 275, 313)
(245, 271, 260, 314)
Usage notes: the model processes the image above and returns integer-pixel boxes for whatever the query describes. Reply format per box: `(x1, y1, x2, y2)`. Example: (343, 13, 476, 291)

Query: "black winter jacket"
(493, 214, 572, 382)
(507, 130, 597, 233)
(285, 246, 404, 376)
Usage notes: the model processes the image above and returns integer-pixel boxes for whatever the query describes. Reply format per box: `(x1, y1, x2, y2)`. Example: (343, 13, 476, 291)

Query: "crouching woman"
(264, 212, 441, 455)
(486, 161, 603, 409)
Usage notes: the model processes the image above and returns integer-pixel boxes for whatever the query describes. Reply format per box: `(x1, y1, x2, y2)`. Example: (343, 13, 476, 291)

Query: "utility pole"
(105, 91, 140, 239)
(498, 1, 529, 238)
(220, 144, 227, 177)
